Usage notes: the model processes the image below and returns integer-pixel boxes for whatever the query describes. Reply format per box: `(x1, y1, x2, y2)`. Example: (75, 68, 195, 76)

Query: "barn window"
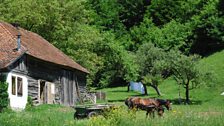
(17, 77, 23, 97)
(12, 76, 16, 95)
(11, 75, 23, 97)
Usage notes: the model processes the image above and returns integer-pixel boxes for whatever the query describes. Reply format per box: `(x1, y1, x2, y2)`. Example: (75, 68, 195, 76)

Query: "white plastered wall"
(6, 72, 28, 110)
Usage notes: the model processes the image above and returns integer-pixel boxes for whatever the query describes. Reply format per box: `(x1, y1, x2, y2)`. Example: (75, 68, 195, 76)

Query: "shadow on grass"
(109, 90, 129, 92)
(108, 99, 125, 102)
(130, 94, 147, 97)
(169, 98, 203, 105)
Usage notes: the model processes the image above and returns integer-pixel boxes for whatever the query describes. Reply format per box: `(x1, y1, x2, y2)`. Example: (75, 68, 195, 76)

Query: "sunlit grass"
(0, 105, 87, 126)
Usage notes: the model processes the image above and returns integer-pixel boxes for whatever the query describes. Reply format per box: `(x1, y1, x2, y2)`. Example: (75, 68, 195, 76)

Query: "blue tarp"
(129, 81, 145, 94)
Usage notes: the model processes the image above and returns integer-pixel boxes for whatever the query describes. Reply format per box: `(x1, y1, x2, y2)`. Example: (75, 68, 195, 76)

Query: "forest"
(0, 0, 224, 99)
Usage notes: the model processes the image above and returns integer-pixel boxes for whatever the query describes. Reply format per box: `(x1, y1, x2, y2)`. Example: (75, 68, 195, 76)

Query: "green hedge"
(0, 75, 9, 112)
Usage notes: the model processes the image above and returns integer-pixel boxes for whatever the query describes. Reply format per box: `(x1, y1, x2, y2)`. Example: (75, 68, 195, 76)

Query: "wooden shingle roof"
(0, 22, 89, 73)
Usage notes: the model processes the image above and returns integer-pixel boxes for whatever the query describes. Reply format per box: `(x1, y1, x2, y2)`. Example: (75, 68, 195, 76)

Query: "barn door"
(39, 81, 55, 104)
(39, 81, 46, 104)
(46, 82, 55, 104)
(61, 70, 75, 106)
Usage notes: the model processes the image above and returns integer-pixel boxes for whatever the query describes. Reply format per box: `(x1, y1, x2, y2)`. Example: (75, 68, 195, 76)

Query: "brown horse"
(138, 98, 163, 118)
(125, 97, 165, 118)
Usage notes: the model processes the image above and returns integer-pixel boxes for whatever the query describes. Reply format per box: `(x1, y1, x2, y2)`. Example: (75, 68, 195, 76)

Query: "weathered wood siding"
(26, 56, 61, 105)
(60, 69, 88, 106)
(7, 54, 87, 106)
(9, 55, 27, 74)
(61, 70, 75, 106)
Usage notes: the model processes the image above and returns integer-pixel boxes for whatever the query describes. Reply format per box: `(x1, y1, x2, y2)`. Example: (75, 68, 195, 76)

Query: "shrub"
(0, 77, 9, 112)
(88, 106, 151, 126)
(26, 96, 34, 110)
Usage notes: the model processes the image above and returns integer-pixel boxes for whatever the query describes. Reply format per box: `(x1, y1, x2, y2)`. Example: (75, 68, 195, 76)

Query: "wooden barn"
(0, 22, 89, 110)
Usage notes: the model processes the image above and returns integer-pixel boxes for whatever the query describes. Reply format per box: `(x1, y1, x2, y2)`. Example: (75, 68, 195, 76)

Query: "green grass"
(1, 85, 223, 126)
(1, 50, 224, 126)
(0, 105, 87, 126)
(199, 50, 224, 85)
(94, 84, 224, 126)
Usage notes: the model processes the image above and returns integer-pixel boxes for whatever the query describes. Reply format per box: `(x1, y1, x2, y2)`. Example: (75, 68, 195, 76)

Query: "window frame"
(11, 76, 16, 95)
(11, 75, 23, 97)
(17, 77, 23, 97)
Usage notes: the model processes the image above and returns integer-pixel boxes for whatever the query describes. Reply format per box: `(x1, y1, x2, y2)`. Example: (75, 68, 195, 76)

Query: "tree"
(189, 0, 224, 55)
(146, 0, 205, 26)
(131, 19, 192, 53)
(87, 0, 125, 31)
(57, 24, 105, 87)
(96, 32, 139, 88)
(136, 43, 168, 96)
(168, 51, 201, 104)
(0, 0, 92, 45)
(118, 0, 151, 29)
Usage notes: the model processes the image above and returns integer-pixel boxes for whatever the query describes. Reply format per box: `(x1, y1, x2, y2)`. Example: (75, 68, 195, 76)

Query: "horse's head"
(164, 100, 172, 110)
(125, 97, 135, 109)
(124, 98, 131, 108)
(156, 99, 172, 110)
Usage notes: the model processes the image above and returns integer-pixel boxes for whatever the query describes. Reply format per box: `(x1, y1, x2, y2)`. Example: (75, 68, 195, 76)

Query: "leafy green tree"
(0, 0, 91, 44)
(146, 0, 205, 26)
(97, 32, 139, 88)
(118, 0, 151, 29)
(88, 0, 151, 30)
(131, 19, 192, 53)
(136, 43, 168, 95)
(87, 0, 124, 31)
(57, 24, 105, 87)
(189, 0, 224, 55)
(168, 51, 201, 104)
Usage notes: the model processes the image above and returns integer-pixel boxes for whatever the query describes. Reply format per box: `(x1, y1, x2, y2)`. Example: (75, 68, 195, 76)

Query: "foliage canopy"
(0, 0, 223, 89)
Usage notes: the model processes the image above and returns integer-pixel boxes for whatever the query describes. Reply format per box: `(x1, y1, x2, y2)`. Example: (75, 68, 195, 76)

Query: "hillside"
(199, 50, 224, 86)
(101, 50, 224, 106)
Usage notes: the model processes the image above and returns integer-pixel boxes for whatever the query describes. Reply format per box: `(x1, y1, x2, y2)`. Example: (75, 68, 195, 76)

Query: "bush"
(88, 106, 151, 126)
(26, 96, 34, 110)
(0, 80, 9, 112)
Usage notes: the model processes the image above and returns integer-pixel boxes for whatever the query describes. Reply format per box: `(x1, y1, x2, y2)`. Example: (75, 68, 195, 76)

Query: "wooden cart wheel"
(88, 111, 98, 118)
(74, 112, 80, 119)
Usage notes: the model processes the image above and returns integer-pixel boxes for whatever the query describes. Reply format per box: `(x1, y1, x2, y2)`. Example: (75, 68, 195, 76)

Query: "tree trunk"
(127, 83, 130, 92)
(143, 84, 148, 95)
(185, 80, 190, 104)
(150, 84, 161, 96)
(178, 84, 182, 104)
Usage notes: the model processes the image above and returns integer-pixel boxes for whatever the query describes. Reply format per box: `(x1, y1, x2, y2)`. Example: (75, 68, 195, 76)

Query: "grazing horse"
(138, 98, 163, 118)
(125, 97, 165, 118)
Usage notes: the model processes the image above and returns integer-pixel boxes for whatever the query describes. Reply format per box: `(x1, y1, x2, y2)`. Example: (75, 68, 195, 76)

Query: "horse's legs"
(157, 106, 164, 117)
(147, 109, 155, 118)
(149, 111, 152, 118)
(152, 110, 155, 118)
(146, 111, 149, 118)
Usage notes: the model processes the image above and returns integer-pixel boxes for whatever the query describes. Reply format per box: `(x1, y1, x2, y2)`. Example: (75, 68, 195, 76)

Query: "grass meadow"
(0, 84, 224, 126)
